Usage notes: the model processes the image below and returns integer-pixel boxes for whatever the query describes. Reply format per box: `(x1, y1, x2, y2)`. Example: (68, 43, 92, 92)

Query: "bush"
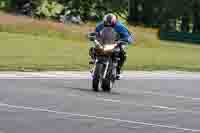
(0, 0, 128, 22)
(36, 0, 64, 19)
(0, 0, 11, 10)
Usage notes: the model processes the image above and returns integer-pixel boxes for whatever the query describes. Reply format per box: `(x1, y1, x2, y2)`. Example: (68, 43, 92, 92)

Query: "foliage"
(1, 0, 200, 33)
(0, 0, 11, 9)
(128, 0, 200, 33)
(36, 0, 64, 19)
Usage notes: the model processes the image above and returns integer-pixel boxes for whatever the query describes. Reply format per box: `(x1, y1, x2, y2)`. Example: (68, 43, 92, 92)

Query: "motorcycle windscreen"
(98, 27, 117, 45)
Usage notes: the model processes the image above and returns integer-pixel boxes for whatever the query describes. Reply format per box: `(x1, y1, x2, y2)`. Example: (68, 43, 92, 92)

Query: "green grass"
(0, 32, 89, 71)
(0, 31, 200, 71)
(126, 44, 200, 71)
(0, 12, 200, 71)
(0, 23, 87, 43)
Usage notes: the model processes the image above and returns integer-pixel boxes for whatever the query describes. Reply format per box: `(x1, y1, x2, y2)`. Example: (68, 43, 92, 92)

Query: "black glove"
(88, 32, 97, 41)
(117, 40, 128, 46)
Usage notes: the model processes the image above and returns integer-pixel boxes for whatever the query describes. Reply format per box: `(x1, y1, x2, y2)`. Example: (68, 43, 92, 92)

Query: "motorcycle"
(88, 31, 127, 92)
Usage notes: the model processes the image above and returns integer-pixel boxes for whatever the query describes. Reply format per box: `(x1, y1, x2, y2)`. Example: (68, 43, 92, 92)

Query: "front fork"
(90, 59, 109, 80)
(103, 61, 109, 79)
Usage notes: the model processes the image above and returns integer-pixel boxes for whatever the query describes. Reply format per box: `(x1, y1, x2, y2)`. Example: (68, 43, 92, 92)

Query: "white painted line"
(1, 76, 200, 80)
(152, 106, 176, 110)
(1, 71, 200, 79)
(68, 94, 80, 97)
(122, 90, 200, 101)
(0, 102, 199, 132)
(143, 91, 200, 101)
(0, 77, 91, 80)
(66, 93, 199, 113)
(71, 93, 200, 114)
(97, 99, 177, 111)
(97, 98, 121, 103)
(119, 125, 143, 129)
(67, 93, 175, 110)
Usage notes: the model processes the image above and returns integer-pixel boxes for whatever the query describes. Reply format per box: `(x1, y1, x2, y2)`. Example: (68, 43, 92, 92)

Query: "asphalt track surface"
(0, 71, 200, 133)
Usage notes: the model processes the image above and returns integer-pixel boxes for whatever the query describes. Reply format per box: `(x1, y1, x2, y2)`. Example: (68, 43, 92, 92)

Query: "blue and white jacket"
(95, 21, 134, 45)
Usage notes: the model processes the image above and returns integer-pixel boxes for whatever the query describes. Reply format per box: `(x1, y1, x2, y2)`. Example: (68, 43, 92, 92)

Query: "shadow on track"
(62, 86, 121, 95)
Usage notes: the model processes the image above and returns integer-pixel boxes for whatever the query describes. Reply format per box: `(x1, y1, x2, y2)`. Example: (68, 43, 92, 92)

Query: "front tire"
(92, 63, 103, 92)
(102, 79, 112, 92)
(102, 63, 115, 92)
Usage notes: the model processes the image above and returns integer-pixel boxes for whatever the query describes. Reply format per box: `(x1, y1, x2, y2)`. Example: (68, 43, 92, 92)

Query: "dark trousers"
(117, 47, 127, 74)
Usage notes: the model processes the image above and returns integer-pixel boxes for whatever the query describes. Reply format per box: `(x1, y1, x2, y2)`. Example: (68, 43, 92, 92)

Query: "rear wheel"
(92, 63, 103, 92)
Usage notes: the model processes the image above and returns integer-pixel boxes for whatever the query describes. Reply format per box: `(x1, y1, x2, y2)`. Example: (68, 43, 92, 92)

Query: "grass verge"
(0, 32, 200, 71)
(0, 12, 200, 71)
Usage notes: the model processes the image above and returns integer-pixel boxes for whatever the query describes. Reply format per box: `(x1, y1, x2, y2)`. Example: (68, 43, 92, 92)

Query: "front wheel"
(101, 62, 116, 92)
(102, 79, 112, 92)
(92, 63, 103, 92)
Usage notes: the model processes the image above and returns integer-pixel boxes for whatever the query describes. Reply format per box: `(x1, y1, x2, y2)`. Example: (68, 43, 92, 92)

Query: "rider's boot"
(116, 51, 127, 80)
(116, 67, 121, 80)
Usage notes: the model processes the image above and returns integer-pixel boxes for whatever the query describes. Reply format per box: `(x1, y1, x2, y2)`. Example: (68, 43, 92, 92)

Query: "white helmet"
(103, 13, 117, 27)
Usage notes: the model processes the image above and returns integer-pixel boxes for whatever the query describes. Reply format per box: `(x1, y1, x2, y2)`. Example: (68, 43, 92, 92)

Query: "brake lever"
(117, 40, 128, 46)
(116, 41, 127, 51)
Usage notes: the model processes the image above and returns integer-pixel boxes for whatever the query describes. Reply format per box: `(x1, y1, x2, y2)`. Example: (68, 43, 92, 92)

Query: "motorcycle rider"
(89, 13, 134, 79)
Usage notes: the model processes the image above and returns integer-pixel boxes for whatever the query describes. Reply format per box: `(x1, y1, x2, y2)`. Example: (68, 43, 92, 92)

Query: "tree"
(192, 0, 200, 33)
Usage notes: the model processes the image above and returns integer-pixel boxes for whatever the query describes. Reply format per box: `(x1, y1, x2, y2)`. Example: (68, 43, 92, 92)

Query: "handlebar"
(88, 32, 98, 41)
(88, 32, 128, 49)
(116, 40, 128, 46)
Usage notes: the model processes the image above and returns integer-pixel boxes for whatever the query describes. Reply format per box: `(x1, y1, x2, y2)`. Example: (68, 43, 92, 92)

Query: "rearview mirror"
(88, 32, 97, 41)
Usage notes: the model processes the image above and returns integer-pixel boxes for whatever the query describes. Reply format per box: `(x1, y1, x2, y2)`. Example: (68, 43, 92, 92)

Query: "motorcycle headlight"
(103, 44, 116, 52)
